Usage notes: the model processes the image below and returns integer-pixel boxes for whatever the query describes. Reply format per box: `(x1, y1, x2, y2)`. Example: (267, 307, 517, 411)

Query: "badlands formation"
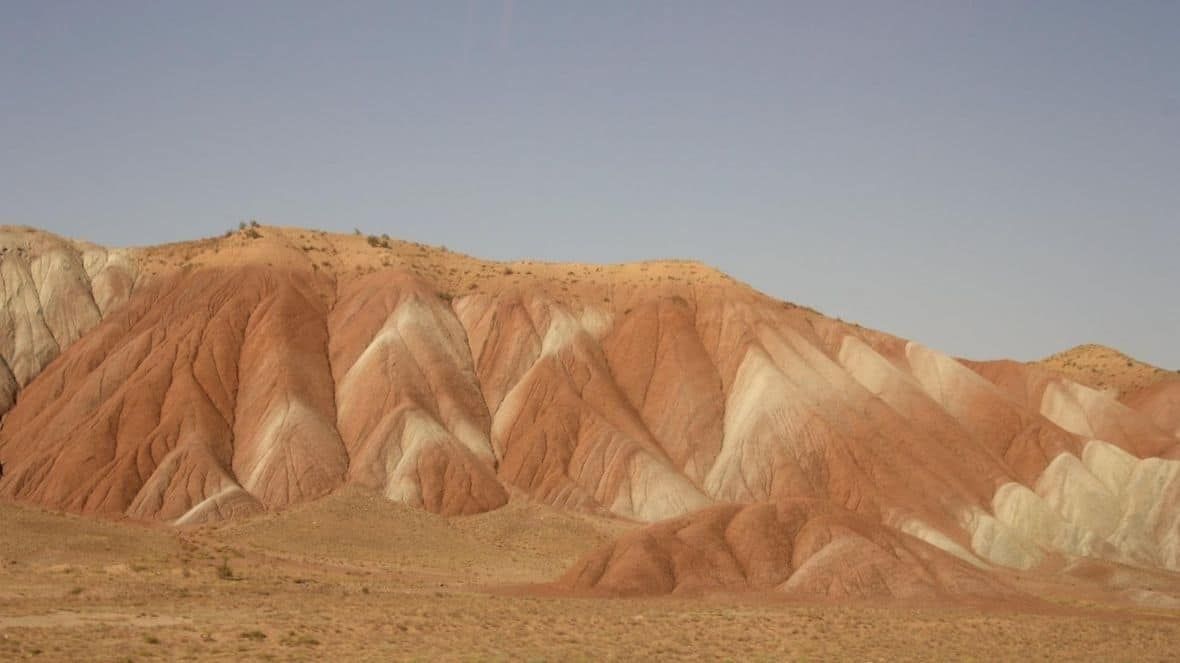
(1, 224, 1179, 607)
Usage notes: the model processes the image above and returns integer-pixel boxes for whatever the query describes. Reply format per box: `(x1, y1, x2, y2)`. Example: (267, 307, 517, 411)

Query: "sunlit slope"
(1038, 343, 1176, 397)
(1, 224, 1177, 602)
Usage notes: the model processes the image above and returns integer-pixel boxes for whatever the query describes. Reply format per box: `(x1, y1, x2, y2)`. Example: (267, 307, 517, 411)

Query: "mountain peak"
(1037, 343, 1174, 397)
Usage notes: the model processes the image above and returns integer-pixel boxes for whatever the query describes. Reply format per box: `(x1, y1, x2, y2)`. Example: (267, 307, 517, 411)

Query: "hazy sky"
(2, 2, 1177, 367)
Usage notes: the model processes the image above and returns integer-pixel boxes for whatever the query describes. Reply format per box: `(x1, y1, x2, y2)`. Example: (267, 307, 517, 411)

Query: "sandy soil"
(130, 223, 756, 307)
(3, 491, 1178, 662)
(1038, 344, 1177, 397)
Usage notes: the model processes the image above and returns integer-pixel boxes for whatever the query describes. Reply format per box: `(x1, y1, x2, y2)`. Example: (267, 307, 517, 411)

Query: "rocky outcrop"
(0, 227, 138, 412)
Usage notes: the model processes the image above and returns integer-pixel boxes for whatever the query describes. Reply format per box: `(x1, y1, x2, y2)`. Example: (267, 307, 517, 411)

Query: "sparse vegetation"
(280, 632, 320, 647)
(217, 557, 235, 580)
(1, 494, 1179, 660)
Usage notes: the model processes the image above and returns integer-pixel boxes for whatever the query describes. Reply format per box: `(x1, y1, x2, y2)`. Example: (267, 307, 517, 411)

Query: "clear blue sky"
(2, 1, 1177, 367)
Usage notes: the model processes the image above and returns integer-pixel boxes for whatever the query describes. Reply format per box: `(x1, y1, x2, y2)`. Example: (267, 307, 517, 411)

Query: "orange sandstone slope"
(1123, 379, 1180, 440)
(1, 224, 1179, 603)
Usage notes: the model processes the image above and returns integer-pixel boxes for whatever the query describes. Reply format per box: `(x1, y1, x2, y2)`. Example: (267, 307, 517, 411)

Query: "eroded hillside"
(1, 224, 1178, 605)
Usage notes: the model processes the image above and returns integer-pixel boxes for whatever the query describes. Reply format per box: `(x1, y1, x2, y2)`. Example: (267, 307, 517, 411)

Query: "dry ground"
(2, 490, 1179, 662)
(131, 223, 754, 306)
(1037, 343, 1178, 397)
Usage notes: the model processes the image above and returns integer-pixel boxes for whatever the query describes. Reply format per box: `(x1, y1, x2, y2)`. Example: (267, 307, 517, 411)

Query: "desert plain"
(4, 491, 1179, 662)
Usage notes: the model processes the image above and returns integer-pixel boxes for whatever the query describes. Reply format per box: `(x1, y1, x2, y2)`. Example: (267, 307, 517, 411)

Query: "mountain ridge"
(1, 223, 1177, 605)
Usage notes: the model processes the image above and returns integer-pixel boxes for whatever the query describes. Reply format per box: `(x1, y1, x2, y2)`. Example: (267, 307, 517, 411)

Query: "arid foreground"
(2, 492, 1178, 662)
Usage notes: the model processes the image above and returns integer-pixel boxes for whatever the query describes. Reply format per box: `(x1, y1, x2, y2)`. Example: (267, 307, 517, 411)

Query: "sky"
(2, 1, 1177, 367)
